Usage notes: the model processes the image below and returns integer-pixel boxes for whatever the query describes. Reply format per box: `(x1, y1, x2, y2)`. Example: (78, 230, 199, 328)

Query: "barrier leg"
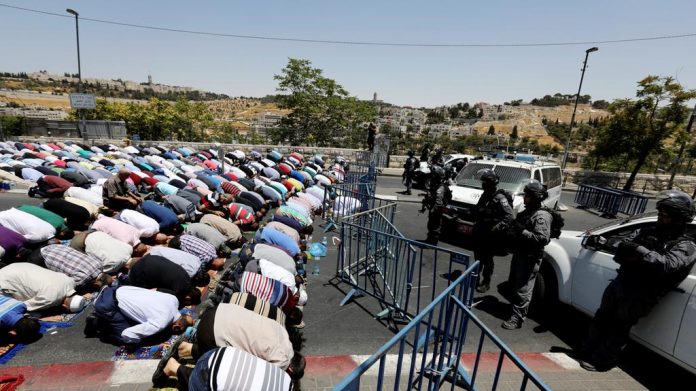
(340, 288, 365, 306)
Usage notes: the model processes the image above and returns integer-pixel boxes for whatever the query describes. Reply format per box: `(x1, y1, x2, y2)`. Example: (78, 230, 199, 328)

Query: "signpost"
(69, 93, 96, 109)
(69, 93, 95, 140)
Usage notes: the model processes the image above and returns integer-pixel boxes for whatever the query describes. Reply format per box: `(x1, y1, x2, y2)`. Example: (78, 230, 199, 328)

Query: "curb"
(0, 353, 583, 389)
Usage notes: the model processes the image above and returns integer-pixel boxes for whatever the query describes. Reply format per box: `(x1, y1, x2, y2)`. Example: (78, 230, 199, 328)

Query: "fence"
(336, 217, 472, 321)
(333, 262, 551, 391)
(321, 183, 394, 232)
(356, 150, 389, 168)
(575, 184, 648, 217)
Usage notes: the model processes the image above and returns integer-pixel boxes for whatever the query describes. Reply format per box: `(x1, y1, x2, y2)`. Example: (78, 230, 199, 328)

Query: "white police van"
(442, 157, 563, 240)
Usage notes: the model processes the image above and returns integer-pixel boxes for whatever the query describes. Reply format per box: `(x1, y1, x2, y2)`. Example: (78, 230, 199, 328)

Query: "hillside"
(472, 104, 608, 147)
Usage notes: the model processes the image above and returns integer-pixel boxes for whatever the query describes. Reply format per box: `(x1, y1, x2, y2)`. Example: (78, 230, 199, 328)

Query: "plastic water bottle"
(312, 255, 321, 276)
(322, 236, 328, 249)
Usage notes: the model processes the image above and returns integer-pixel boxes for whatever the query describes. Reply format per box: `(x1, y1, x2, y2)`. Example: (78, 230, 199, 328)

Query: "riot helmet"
(523, 180, 548, 202)
(476, 168, 499, 185)
(656, 190, 695, 223)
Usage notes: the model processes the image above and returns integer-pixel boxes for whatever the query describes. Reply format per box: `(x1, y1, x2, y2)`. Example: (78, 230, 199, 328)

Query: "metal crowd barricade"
(613, 188, 649, 215)
(574, 184, 621, 217)
(333, 262, 551, 391)
(356, 150, 388, 168)
(321, 183, 390, 232)
(336, 218, 473, 320)
(345, 161, 378, 186)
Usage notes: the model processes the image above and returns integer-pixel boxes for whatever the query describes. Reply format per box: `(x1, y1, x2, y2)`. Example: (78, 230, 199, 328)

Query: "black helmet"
(523, 180, 548, 201)
(476, 168, 499, 185)
(431, 165, 446, 179)
(407, 150, 414, 157)
(656, 190, 695, 223)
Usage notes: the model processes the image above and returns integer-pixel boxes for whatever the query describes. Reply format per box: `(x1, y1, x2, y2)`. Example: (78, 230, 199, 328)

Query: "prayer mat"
(0, 374, 24, 391)
(0, 322, 71, 365)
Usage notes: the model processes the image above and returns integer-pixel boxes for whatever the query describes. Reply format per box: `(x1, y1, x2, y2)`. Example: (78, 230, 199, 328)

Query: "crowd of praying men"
(0, 140, 356, 390)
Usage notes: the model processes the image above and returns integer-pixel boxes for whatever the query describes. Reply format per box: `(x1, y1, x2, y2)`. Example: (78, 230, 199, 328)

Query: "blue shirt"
(155, 182, 179, 196)
(290, 170, 306, 184)
(255, 227, 300, 256)
(140, 200, 179, 231)
(0, 295, 26, 330)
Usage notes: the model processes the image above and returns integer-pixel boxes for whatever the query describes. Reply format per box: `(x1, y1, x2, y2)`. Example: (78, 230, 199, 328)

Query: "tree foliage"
(272, 58, 377, 147)
(591, 76, 696, 190)
(70, 97, 213, 141)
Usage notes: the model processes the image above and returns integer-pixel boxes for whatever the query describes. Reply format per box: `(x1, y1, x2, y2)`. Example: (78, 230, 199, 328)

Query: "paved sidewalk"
(1, 353, 648, 390)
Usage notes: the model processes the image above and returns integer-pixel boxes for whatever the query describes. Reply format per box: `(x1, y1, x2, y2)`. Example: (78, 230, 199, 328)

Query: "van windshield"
(455, 162, 531, 194)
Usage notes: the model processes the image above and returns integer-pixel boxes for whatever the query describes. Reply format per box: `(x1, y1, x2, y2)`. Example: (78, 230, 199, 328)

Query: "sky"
(1, 0, 695, 108)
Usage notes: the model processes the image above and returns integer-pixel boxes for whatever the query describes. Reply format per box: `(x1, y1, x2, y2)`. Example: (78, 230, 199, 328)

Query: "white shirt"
(334, 196, 362, 217)
(0, 208, 56, 243)
(252, 244, 297, 275)
(258, 259, 297, 293)
(0, 263, 76, 311)
(85, 231, 133, 273)
(306, 185, 326, 202)
(118, 209, 160, 238)
(64, 186, 103, 207)
(115, 286, 181, 344)
(148, 246, 202, 277)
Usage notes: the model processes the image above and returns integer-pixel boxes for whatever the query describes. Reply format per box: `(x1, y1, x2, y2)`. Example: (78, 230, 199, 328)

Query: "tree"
(592, 100, 610, 109)
(594, 76, 696, 191)
(511, 125, 519, 140)
(273, 58, 376, 146)
(487, 125, 495, 135)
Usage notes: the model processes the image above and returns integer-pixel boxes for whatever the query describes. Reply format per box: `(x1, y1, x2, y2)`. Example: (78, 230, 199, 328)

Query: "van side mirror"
(582, 235, 607, 251)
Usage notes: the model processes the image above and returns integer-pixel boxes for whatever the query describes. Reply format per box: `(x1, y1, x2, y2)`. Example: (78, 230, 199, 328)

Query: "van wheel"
(530, 260, 558, 318)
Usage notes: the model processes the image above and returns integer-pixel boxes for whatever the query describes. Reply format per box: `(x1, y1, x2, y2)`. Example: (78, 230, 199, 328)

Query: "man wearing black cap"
(402, 150, 418, 195)
(577, 190, 696, 371)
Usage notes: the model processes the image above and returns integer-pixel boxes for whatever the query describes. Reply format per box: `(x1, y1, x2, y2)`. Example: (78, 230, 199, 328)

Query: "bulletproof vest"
(475, 191, 505, 228)
(404, 157, 418, 171)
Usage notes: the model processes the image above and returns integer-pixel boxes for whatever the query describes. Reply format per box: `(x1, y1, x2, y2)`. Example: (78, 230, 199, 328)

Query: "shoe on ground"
(501, 316, 523, 330)
(439, 270, 463, 281)
(578, 358, 614, 372)
(476, 283, 490, 293)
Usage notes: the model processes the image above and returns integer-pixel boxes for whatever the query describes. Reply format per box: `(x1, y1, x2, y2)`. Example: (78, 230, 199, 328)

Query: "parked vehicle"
(412, 154, 475, 189)
(442, 157, 562, 242)
(538, 212, 696, 376)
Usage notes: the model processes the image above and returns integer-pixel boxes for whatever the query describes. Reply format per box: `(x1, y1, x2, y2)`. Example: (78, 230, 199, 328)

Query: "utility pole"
(66, 8, 87, 140)
(562, 47, 599, 170)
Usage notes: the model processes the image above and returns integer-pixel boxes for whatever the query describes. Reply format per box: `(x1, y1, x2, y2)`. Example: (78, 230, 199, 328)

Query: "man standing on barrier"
(502, 180, 551, 330)
(420, 166, 451, 245)
(577, 190, 696, 371)
(402, 150, 418, 196)
(472, 169, 513, 293)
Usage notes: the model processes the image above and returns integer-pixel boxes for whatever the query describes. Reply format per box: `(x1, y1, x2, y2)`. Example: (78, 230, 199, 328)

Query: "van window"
(534, 170, 542, 182)
(455, 163, 531, 194)
(542, 167, 562, 188)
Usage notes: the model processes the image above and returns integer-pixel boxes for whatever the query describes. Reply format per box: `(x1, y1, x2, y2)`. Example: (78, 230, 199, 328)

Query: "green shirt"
(17, 205, 66, 231)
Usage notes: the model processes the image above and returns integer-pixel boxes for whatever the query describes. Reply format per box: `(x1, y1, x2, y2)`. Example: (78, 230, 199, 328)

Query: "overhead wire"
(1, 2, 696, 48)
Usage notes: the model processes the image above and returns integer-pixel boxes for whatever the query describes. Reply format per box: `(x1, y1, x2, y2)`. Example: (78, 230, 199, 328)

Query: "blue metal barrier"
(336, 218, 473, 320)
(332, 262, 551, 391)
(574, 184, 647, 217)
(322, 183, 391, 232)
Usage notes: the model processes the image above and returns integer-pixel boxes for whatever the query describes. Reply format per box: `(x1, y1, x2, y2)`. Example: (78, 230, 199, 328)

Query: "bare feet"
(178, 341, 193, 358)
(163, 357, 180, 377)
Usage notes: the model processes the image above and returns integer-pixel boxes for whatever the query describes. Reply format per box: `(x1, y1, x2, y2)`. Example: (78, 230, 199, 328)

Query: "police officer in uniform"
(472, 169, 514, 293)
(422, 166, 451, 245)
(577, 190, 696, 371)
(502, 180, 552, 329)
(403, 151, 419, 195)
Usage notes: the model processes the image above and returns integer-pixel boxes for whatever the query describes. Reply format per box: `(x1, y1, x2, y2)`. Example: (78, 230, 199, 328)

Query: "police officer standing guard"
(472, 169, 513, 293)
(577, 190, 696, 371)
(403, 150, 419, 195)
(502, 180, 551, 330)
(421, 166, 451, 245)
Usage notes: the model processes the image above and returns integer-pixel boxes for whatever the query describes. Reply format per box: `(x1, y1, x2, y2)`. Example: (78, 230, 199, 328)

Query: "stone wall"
(563, 170, 696, 195)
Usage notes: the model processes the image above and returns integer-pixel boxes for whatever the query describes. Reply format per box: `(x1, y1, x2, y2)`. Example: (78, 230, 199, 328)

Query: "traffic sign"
(69, 93, 96, 109)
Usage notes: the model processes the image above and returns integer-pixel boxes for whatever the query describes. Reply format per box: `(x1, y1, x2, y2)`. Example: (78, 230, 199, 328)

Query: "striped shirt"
(228, 203, 255, 225)
(239, 272, 296, 312)
(225, 292, 285, 325)
(180, 234, 217, 264)
(221, 181, 245, 197)
(0, 295, 26, 329)
(41, 244, 101, 286)
(204, 347, 290, 391)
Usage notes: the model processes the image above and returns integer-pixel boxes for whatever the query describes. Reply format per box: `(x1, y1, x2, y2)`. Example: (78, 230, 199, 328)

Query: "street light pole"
(562, 47, 598, 170)
(66, 8, 86, 140)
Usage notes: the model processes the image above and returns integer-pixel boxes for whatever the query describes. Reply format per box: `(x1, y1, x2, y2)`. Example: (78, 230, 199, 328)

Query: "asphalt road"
(1, 181, 693, 389)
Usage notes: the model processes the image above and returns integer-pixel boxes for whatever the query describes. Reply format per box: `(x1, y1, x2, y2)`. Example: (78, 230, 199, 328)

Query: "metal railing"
(575, 184, 648, 218)
(333, 262, 551, 391)
(321, 183, 392, 232)
(336, 218, 472, 320)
